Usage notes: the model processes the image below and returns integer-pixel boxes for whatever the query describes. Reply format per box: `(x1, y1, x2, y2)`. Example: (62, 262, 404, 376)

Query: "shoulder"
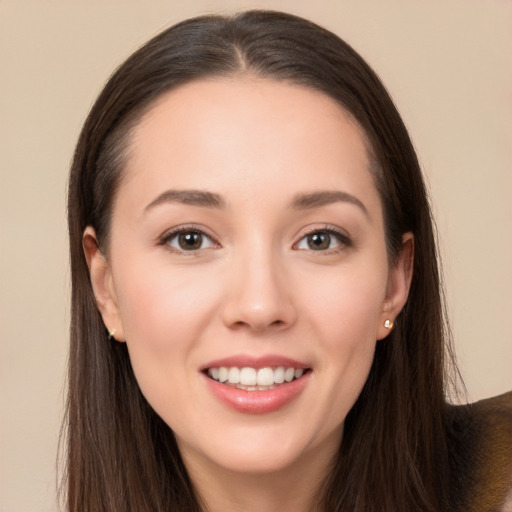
(446, 391, 512, 511)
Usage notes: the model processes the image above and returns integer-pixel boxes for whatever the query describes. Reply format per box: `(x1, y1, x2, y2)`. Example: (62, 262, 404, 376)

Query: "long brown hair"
(64, 10, 458, 511)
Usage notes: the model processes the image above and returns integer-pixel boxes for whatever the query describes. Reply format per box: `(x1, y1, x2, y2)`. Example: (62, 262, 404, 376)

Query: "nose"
(221, 246, 297, 333)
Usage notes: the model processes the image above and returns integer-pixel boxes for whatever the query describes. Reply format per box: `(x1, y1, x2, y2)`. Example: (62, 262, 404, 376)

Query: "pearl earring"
(384, 320, 394, 329)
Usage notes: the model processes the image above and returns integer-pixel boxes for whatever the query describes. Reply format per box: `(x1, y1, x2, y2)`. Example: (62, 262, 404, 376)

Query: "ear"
(377, 233, 414, 340)
(83, 226, 126, 342)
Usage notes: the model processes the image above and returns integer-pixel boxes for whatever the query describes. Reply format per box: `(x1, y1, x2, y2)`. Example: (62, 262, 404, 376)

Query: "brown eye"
(178, 232, 203, 250)
(164, 229, 216, 252)
(307, 233, 331, 250)
(295, 229, 349, 252)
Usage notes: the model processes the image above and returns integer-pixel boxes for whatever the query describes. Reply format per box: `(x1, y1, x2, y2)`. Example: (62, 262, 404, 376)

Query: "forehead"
(118, 77, 378, 212)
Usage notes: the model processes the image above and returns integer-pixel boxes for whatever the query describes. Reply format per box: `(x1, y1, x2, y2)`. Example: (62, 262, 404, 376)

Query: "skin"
(84, 77, 413, 512)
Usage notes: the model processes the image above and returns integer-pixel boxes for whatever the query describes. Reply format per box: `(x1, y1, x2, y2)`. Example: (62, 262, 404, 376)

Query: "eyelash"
(157, 225, 352, 254)
(158, 226, 219, 253)
(294, 226, 352, 253)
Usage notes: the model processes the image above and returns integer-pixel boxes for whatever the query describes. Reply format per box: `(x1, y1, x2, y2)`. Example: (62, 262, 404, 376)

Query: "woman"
(64, 10, 511, 512)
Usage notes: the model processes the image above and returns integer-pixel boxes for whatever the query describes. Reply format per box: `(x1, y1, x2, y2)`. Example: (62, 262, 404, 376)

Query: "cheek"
(300, 261, 386, 408)
(303, 259, 388, 344)
(112, 259, 224, 425)
(111, 258, 224, 409)
(115, 259, 221, 350)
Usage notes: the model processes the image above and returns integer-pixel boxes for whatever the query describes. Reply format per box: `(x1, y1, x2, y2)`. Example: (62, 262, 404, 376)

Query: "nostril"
(230, 320, 250, 330)
(228, 318, 286, 331)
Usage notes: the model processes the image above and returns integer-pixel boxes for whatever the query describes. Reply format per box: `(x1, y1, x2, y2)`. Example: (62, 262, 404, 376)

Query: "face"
(85, 78, 412, 480)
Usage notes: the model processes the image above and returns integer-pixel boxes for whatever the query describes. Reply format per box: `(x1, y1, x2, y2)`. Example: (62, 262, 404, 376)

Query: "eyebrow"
(144, 188, 368, 217)
(292, 190, 369, 217)
(144, 189, 226, 212)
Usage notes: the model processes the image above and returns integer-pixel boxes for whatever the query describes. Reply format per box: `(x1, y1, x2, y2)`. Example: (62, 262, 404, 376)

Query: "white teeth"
(240, 367, 257, 386)
(274, 366, 285, 384)
(256, 367, 274, 386)
(284, 367, 295, 382)
(227, 367, 240, 384)
(207, 365, 307, 388)
(218, 367, 228, 382)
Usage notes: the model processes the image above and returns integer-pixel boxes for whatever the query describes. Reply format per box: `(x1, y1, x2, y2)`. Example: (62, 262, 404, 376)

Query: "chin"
(177, 419, 341, 478)
(205, 442, 307, 475)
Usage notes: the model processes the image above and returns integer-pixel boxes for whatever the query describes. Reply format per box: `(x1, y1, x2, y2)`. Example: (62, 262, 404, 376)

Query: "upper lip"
(201, 354, 310, 371)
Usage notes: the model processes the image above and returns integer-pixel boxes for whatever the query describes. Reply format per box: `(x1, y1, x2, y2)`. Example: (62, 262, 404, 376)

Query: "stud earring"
(384, 320, 394, 329)
(108, 328, 116, 340)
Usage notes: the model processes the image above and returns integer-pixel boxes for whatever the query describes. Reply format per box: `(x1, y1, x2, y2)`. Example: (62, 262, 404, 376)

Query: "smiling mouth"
(205, 366, 310, 391)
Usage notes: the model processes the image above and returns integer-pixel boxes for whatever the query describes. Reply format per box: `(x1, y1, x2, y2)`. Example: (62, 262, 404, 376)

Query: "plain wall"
(1, 1, 510, 510)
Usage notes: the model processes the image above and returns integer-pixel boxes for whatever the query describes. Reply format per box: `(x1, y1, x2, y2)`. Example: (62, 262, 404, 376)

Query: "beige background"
(1, 1, 510, 510)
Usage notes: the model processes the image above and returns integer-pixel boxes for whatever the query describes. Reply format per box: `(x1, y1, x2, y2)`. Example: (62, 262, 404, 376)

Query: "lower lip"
(203, 372, 311, 414)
